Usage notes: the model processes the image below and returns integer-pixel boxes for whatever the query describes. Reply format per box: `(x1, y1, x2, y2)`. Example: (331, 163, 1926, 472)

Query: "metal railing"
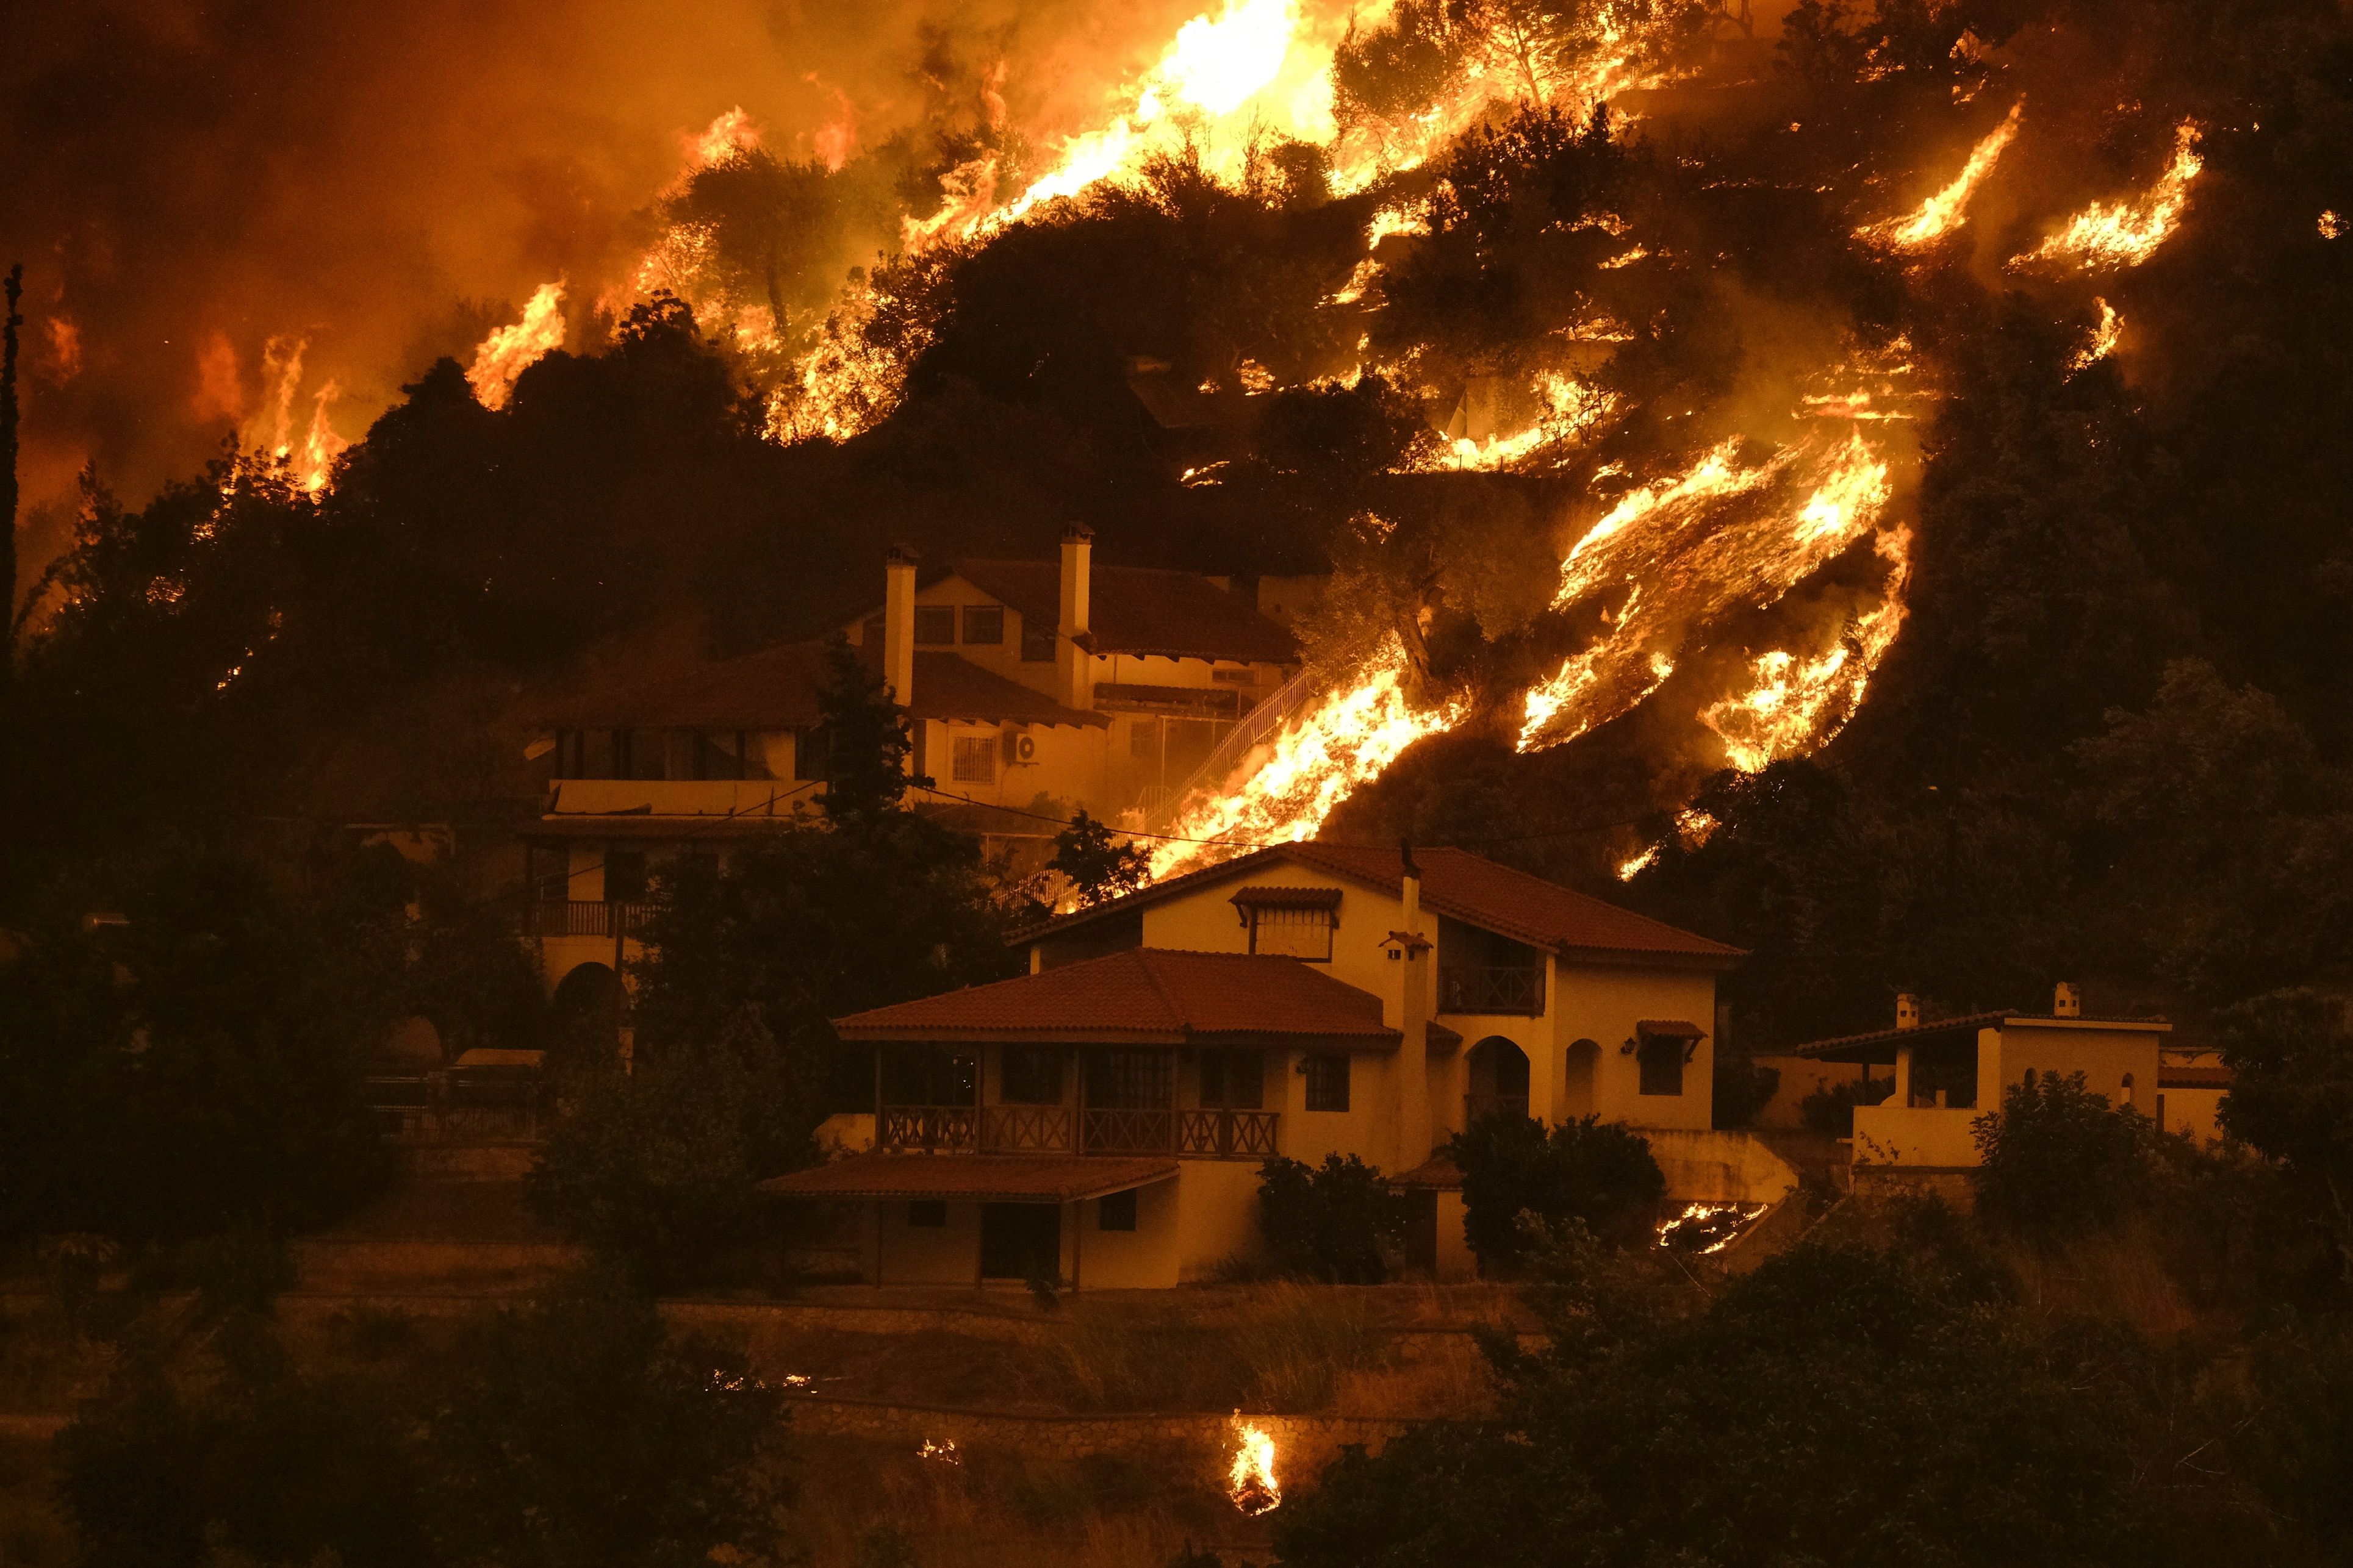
(1440, 964, 1547, 1016)
(879, 1103, 1278, 1160)
(1464, 1092, 1531, 1126)
(365, 1071, 542, 1142)
(1144, 665, 1323, 833)
(530, 900, 656, 939)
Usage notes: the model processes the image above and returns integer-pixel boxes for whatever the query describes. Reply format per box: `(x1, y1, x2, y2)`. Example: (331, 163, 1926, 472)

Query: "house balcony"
(547, 778, 819, 820)
(1440, 964, 1547, 1016)
(878, 1103, 1279, 1161)
(530, 900, 656, 940)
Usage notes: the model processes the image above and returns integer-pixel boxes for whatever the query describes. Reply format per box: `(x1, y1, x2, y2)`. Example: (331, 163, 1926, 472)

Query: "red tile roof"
(946, 559, 1301, 665)
(1017, 843, 1743, 966)
(759, 1153, 1177, 1201)
(544, 640, 1104, 731)
(833, 948, 1406, 1048)
(1637, 1019, 1707, 1038)
(1794, 1009, 2173, 1061)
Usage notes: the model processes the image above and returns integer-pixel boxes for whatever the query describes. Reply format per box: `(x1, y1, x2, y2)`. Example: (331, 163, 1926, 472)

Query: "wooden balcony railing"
(1440, 964, 1547, 1016)
(980, 1103, 1076, 1153)
(878, 1103, 1277, 1160)
(531, 900, 656, 939)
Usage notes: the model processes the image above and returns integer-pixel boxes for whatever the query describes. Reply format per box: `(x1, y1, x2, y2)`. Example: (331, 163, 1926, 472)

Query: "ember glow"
(467, 281, 567, 412)
(1228, 1420, 1281, 1515)
(1656, 1201, 1767, 1253)
(2014, 120, 2203, 271)
(1861, 100, 2022, 249)
(2069, 298, 2123, 374)
(1151, 640, 1465, 878)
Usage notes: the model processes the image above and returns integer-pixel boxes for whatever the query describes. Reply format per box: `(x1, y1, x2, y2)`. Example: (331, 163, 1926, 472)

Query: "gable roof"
(1016, 843, 1744, 967)
(833, 947, 1421, 1049)
(1793, 1009, 2172, 1062)
(545, 640, 1105, 731)
(944, 559, 1301, 665)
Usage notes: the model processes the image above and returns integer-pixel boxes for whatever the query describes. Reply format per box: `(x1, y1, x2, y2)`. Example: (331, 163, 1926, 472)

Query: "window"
(1001, 1047, 1064, 1105)
(1212, 666, 1253, 684)
(1637, 1035, 1686, 1097)
(913, 606, 957, 645)
(952, 734, 997, 784)
(1021, 620, 1056, 662)
(792, 726, 830, 782)
(527, 845, 570, 903)
(1199, 1050, 1263, 1109)
(1085, 1050, 1173, 1110)
(693, 730, 747, 781)
(1249, 906, 1334, 962)
(1097, 1190, 1138, 1231)
(603, 849, 648, 903)
(962, 605, 1005, 645)
(1304, 1053, 1351, 1112)
(907, 1201, 947, 1228)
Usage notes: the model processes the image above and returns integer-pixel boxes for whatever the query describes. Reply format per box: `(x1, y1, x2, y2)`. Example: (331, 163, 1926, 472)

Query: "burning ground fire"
(1859, 99, 2022, 250)
(2013, 120, 2203, 271)
(467, 281, 567, 411)
(1229, 1420, 1281, 1514)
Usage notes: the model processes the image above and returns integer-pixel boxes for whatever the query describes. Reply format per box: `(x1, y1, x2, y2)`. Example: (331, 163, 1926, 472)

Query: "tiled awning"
(1636, 1019, 1706, 1039)
(758, 1153, 1177, 1203)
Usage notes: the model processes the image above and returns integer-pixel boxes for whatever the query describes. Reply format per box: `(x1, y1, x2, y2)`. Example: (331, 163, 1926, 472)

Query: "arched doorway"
(548, 961, 624, 1072)
(1466, 1036, 1531, 1125)
(1564, 1039, 1601, 1120)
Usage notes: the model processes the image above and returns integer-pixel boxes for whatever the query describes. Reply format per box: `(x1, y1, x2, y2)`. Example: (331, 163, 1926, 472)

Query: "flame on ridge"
(1228, 1420, 1281, 1514)
(1859, 100, 2022, 249)
(467, 281, 567, 412)
(1150, 638, 1465, 879)
(2013, 120, 2202, 271)
(2067, 298, 2122, 374)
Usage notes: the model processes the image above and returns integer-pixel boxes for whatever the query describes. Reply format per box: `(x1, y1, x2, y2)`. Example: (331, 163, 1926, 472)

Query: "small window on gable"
(1098, 1189, 1138, 1231)
(913, 606, 957, 645)
(962, 605, 1005, 645)
(952, 734, 997, 784)
(907, 1201, 947, 1228)
(1304, 1053, 1351, 1112)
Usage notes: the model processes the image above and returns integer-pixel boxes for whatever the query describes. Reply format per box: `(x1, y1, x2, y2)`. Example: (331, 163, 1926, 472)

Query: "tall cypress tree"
(1, 262, 21, 679)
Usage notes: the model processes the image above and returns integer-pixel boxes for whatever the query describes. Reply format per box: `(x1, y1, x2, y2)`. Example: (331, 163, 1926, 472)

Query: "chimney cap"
(1061, 523, 1094, 543)
(1895, 992, 1921, 1030)
(2053, 981, 2082, 1018)
(885, 543, 921, 565)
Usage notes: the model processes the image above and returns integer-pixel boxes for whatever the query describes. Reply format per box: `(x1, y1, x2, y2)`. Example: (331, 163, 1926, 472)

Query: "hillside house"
(1791, 983, 2176, 1169)
(520, 528, 1309, 1003)
(761, 843, 1773, 1287)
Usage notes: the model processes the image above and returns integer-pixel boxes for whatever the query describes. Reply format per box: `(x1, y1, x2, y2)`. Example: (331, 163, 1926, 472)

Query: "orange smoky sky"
(0, 0, 1214, 524)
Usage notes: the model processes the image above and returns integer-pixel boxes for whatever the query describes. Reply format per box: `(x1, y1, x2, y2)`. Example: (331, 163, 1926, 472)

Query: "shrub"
(1800, 1074, 1893, 1137)
(1711, 1051, 1781, 1128)
(528, 1014, 816, 1287)
(1971, 1071, 2158, 1241)
(1256, 1155, 1404, 1283)
(1450, 1115, 1665, 1272)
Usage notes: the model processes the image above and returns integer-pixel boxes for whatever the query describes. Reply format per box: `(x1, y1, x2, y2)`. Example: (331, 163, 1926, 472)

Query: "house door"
(979, 1203, 1061, 1282)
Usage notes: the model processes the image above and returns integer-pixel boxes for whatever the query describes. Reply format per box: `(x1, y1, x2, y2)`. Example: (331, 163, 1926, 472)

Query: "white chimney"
(1895, 993, 1920, 1031)
(2054, 981, 2081, 1018)
(883, 544, 918, 707)
(1392, 842, 1432, 1171)
(1057, 524, 1094, 711)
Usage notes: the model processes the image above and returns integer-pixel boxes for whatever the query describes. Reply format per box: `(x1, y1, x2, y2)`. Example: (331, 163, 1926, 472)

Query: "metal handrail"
(1144, 665, 1323, 833)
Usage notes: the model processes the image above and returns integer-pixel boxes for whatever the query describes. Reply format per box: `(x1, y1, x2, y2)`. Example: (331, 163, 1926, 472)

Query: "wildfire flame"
(2067, 298, 2122, 374)
(468, 281, 567, 412)
(2014, 120, 2202, 271)
(1228, 1420, 1281, 1515)
(1699, 526, 1913, 773)
(1861, 100, 2022, 249)
(1150, 639, 1464, 879)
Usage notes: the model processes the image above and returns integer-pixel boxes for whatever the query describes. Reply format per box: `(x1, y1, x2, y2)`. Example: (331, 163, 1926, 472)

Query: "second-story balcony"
(878, 1102, 1278, 1161)
(1440, 964, 1547, 1016)
(547, 778, 821, 820)
(530, 900, 656, 939)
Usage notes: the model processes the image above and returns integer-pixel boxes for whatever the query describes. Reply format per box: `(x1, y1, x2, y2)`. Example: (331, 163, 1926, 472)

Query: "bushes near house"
(1800, 1074, 1894, 1137)
(1449, 1114, 1665, 1272)
(1256, 1155, 1405, 1283)
(1970, 1071, 2160, 1242)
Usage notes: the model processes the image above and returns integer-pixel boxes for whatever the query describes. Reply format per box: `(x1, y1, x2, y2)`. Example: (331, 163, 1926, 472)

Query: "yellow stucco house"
(1791, 983, 2178, 1169)
(520, 528, 1312, 1009)
(761, 843, 1775, 1287)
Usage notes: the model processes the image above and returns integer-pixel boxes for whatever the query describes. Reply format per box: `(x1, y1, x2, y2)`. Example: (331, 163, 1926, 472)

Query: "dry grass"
(1999, 1220, 2203, 1341)
(789, 1434, 1265, 1568)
